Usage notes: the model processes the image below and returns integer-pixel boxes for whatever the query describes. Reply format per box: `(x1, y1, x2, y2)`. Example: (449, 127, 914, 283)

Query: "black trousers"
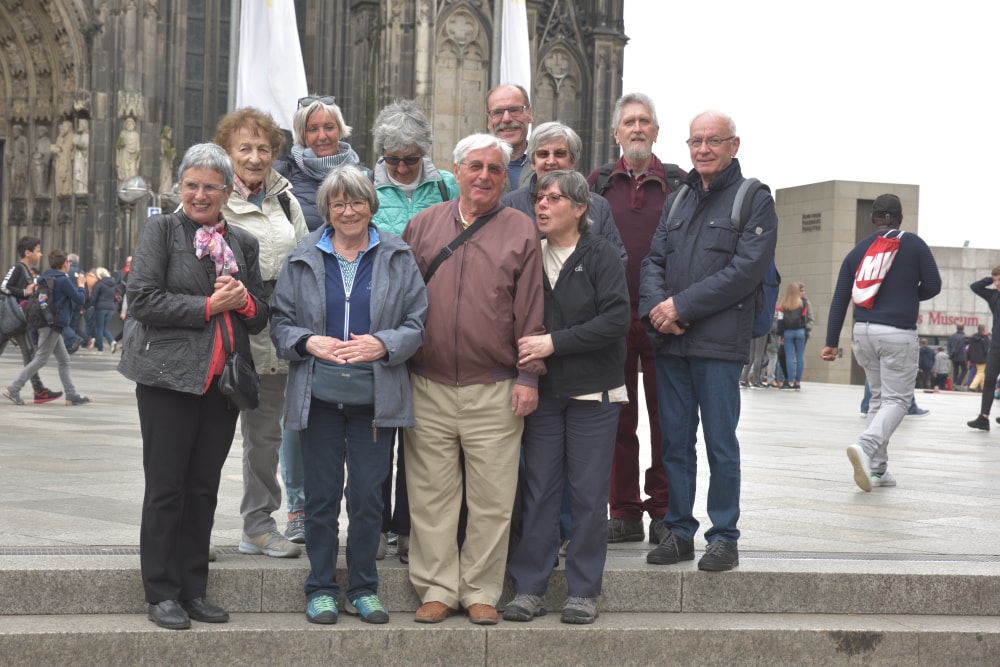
(137, 380, 238, 603)
(980, 347, 1000, 417)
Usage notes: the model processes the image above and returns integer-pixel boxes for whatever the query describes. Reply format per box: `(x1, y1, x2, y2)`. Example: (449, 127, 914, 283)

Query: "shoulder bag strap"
(423, 208, 502, 284)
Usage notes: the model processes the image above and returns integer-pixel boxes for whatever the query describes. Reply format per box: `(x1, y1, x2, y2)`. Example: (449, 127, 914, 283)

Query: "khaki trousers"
(404, 375, 522, 609)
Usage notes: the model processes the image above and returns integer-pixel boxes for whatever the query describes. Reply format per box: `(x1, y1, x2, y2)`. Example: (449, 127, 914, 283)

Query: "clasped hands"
(307, 333, 386, 365)
(209, 275, 249, 314)
(649, 297, 687, 335)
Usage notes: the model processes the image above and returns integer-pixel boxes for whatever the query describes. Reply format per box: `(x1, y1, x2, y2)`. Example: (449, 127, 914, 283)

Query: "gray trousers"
(10, 327, 76, 396)
(741, 334, 769, 383)
(852, 322, 917, 474)
(240, 372, 287, 536)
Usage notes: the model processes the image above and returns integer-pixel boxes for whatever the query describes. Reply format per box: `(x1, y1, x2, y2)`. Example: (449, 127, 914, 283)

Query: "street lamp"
(117, 176, 151, 267)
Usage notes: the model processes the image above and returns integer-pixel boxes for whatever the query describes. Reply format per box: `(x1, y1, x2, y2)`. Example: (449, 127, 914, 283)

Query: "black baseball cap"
(872, 194, 902, 219)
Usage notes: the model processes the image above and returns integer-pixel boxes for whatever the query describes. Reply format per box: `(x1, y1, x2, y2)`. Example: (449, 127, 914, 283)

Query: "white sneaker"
(846, 444, 872, 492)
(871, 471, 896, 487)
(238, 529, 302, 558)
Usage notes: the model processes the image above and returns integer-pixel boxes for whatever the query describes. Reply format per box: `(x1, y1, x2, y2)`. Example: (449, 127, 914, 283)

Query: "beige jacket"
(223, 168, 308, 375)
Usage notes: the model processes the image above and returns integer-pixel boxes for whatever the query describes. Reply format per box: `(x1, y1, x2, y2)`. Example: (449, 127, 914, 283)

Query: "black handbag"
(217, 319, 260, 410)
(0, 294, 27, 337)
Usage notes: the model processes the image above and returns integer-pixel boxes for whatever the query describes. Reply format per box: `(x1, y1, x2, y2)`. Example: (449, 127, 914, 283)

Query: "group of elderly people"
(123, 93, 626, 631)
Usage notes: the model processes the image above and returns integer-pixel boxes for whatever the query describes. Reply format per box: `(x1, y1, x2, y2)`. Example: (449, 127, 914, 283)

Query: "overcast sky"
(622, 0, 996, 249)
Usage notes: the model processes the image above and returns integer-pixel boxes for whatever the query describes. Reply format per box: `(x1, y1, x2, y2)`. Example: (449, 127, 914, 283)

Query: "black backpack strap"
(277, 191, 292, 224)
(664, 184, 690, 226)
(437, 179, 450, 202)
(592, 162, 614, 195)
(660, 163, 684, 192)
(423, 208, 502, 284)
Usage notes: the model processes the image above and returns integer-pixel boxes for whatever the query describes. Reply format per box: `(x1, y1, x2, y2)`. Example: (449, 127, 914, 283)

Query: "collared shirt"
(507, 153, 528, 190)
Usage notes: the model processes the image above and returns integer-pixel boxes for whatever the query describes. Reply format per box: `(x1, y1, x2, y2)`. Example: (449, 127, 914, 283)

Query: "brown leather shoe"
(467, 603, 498, 625)
(414, 601, 454, 624)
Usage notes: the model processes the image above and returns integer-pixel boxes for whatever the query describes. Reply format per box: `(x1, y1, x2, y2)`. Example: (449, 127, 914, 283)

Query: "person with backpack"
(0, 236, 62, 403)
(4, 248, 90, 406)
(214, 108, 309, 561)
(640, 110, 777, 572)
(777, 282, 809, 390)
(822, 193, 941, 491)
(586, 92, 686, 547)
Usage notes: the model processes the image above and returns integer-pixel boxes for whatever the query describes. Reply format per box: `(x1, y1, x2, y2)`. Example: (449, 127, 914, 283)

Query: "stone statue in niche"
(32, 125, 54, 198)
(159, 126, 176, 195)
(73, 119, 89, 195)
(6, 124, 29, 198)
(116, 117, 141, 182)
(53, 120, 75, 197)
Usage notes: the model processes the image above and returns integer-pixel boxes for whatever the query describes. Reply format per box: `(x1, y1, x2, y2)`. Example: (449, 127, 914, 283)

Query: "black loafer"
(148, 600, 191, 630)
(181, 597, 230, 623)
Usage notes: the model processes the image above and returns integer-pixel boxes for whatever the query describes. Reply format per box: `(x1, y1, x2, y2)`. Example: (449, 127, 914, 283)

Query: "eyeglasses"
(460, 161, 506, 176)
(534, 148, 570, 161)
(298, 95, 336, 108)
(329, 199, 369, 214)
(487, 105, 529, 120)
(533, 193, 574, 206)
(182, 181, 228, 195)
(686, 136, 735, 149)
(381, 155, 422, 166)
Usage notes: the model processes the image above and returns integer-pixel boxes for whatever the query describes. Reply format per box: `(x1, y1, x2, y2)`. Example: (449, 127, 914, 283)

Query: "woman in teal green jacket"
(369, 99, 456, 562)
(370, 100, 458, 236)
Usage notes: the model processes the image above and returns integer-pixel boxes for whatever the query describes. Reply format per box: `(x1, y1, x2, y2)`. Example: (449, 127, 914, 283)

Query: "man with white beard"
(587, 93, 685, 547)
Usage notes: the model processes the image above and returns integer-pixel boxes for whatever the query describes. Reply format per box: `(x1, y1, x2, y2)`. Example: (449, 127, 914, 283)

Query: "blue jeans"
(93, 309, 114, 351)
(279, 426, 305, 514)
(860, 380, 920, 415)
(783, 328, 806, 384)
(299, 399, 391, 601)
(655, 355, 742, 544)
(62, 323, 83, 349)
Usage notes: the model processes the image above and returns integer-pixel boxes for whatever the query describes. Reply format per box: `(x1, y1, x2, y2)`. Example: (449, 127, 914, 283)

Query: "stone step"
(3, 549, 999, 617)
(3, 611, 1000, 667)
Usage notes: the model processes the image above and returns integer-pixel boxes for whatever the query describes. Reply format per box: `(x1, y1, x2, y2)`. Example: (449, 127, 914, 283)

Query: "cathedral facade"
(0, 0, 626, 271)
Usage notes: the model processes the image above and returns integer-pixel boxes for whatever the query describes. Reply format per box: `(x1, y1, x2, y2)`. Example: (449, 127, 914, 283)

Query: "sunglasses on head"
(381, 155, 422, 166)
(298, 95, 336, 108)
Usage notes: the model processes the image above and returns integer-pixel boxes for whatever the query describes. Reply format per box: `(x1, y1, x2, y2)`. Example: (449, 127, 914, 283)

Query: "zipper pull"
(372, 421, 377, 443)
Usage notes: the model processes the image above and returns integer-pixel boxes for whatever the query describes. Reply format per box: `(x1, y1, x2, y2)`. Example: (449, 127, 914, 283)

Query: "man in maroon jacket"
(587, 93, 684, 545)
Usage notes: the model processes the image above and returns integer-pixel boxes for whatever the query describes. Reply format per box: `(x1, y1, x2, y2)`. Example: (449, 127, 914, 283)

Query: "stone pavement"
(1, 349, 999, 561)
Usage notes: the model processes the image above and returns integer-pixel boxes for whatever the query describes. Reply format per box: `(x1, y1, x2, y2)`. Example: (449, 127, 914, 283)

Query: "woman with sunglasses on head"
(504, 170, 629, 625)
(368, 100, 457, 564)
(274, 95, 366, 544)
(278, 96, 369, 231)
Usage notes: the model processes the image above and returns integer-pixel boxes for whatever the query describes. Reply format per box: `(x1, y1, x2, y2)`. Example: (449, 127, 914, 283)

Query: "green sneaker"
(306, 595, 338, 624)
(346, 594, 389, 624)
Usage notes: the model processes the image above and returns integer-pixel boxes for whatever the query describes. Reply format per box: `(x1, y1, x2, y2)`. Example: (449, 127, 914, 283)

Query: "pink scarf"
(194, 223, 237, 276)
